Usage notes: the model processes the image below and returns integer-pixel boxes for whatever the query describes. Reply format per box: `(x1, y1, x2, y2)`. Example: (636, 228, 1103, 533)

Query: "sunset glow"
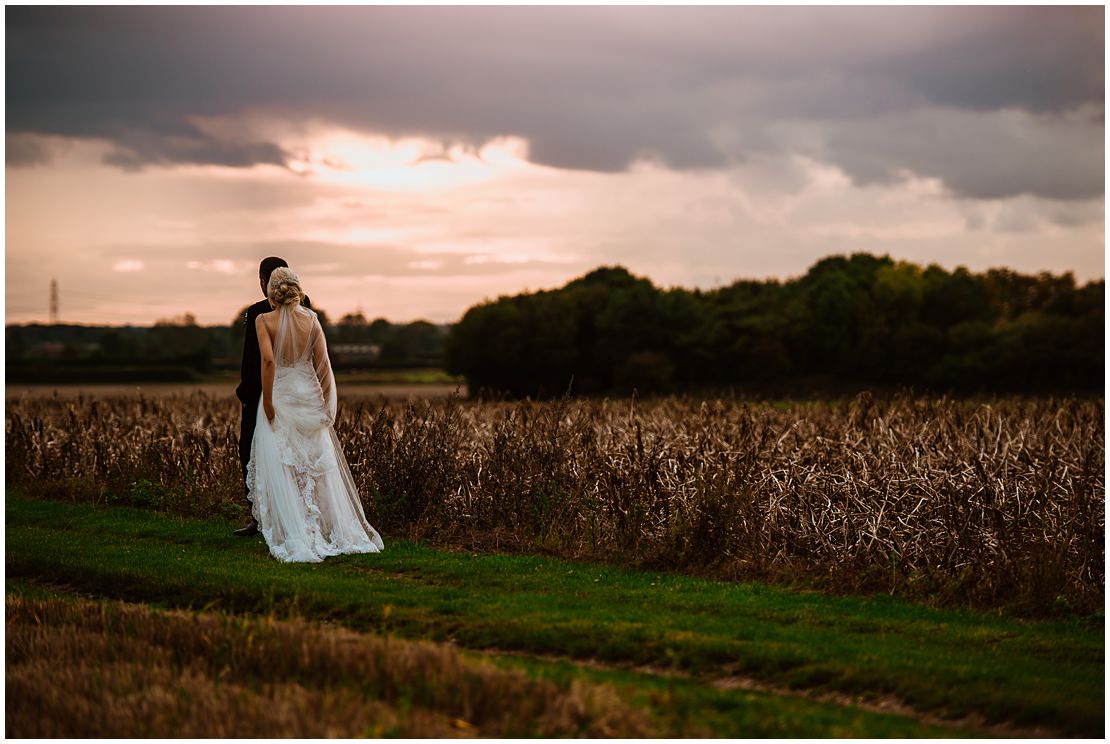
(5, 6, 1103, 326)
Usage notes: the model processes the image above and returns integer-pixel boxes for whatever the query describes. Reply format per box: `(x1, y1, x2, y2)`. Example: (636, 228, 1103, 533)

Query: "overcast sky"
(5, 5, 1104, 325)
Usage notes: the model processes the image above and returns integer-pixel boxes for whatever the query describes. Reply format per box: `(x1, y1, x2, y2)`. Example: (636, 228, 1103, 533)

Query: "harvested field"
(5, 595, 650, 738)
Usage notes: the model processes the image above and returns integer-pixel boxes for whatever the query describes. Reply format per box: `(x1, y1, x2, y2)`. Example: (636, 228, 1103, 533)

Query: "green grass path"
(6, 494, 1104, 737)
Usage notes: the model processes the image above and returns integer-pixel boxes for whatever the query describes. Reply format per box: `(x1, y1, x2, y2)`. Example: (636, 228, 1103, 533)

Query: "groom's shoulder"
(243, 299, 272, 324)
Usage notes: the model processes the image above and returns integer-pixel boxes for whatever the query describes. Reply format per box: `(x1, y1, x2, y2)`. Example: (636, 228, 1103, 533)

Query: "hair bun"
(267, 267, 305, 306)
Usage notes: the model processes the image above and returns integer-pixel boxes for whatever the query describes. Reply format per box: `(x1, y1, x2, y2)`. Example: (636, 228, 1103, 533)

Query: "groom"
(233, 256, 312, 536)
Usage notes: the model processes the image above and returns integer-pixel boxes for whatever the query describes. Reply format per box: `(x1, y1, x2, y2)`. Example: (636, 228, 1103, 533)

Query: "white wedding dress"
(246, 303, 384, 563)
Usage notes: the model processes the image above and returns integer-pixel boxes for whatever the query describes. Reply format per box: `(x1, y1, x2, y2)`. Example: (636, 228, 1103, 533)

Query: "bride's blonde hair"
(267, 267, 305, 307)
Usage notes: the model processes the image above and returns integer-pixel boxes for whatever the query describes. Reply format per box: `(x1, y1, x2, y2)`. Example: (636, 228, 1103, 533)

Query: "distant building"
(330, 343, 381, 365)
(34, 341, 66, 357)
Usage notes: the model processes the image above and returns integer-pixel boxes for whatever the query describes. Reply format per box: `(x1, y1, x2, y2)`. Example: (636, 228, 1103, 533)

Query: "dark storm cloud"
(99, 128, 290, 171)
(814, 106, 1104, 201)
(6, 5, 1103, 199)
(5, 133, 51, 166)
(880, 6, 1104, 114)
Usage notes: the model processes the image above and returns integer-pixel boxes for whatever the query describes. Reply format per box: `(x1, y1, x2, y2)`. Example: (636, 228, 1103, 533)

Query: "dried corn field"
(5, 391, 1104, 614)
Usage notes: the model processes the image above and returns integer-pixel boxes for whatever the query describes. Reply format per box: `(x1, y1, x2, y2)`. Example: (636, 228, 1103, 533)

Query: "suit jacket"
(236, 295, 312, 406)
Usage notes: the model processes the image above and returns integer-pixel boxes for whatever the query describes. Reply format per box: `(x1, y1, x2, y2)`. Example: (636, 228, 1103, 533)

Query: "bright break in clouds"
(5, 5, 1104, 324)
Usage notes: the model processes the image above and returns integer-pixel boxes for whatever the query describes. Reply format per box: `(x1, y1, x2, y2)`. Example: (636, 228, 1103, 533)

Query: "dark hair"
(259, 257, 289, 283)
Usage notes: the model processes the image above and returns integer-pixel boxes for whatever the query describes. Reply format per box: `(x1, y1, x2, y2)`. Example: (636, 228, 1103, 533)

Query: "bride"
(246, 267, 384, 562)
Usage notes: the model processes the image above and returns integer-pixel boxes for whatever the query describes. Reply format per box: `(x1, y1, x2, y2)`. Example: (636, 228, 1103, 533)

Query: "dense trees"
(7, 311, 450, 382)
(446, 253, 1104, 397)
(7, 253, 1103, 394)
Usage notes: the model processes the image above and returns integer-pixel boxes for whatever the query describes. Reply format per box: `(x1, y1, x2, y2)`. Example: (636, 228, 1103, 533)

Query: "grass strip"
(6, 494, 1104, 736)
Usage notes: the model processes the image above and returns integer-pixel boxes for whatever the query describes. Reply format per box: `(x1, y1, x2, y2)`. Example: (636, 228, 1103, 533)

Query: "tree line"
(6, 308, 449, 383)
(445, 253, 1104, 397)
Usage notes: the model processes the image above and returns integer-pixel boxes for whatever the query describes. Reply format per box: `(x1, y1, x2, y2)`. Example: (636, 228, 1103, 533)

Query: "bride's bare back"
(256, 304, 336, 422)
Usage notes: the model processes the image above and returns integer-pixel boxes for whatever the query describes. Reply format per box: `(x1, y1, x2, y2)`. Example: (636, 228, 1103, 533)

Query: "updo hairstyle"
(267, 267, 305, 307)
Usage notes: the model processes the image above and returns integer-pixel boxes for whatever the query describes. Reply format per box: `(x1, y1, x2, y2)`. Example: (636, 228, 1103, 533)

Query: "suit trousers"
(239, 395, 260, 503)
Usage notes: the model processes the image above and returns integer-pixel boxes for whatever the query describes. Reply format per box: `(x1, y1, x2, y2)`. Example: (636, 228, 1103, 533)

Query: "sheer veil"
(272, 303, 337, 422)
(265, 302, 381, 547)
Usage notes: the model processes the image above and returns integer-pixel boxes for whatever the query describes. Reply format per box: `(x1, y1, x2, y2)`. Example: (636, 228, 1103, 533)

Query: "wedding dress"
(246, 303, 384, 562)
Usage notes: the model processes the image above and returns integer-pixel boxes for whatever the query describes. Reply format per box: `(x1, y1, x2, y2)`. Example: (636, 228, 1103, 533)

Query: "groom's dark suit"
(236, 294, 312, 500)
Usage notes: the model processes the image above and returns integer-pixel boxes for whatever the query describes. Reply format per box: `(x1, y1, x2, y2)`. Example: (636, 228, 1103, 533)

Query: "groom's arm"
(236, 305, 263, 404)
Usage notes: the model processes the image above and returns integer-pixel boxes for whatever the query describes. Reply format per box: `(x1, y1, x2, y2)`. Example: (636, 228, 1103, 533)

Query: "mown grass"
(334, 368, 466, 385)
(6, 494, 1103, 737)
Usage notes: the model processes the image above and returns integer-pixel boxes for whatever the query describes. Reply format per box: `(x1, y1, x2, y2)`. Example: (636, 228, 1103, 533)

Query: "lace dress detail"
(246, 304, 384, 563)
